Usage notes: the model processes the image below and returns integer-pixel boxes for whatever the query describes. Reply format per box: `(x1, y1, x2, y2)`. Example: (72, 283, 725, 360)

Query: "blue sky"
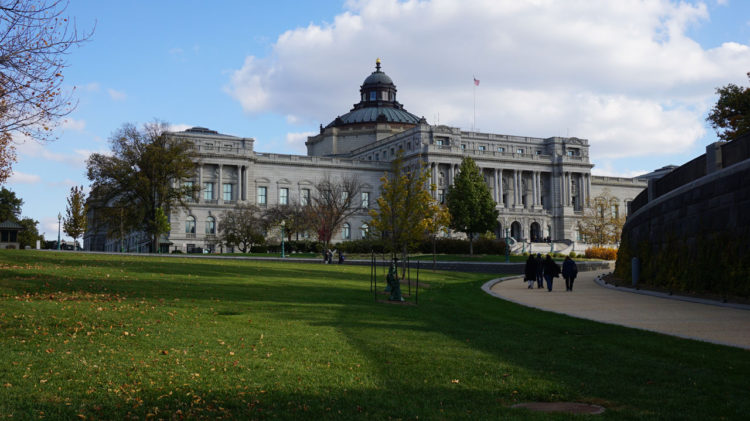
(5, 0, 750, 241)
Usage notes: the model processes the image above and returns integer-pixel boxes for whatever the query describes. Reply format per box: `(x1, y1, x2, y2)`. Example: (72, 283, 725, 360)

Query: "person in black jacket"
(542, 254, 560, 292)
(562, 256, 578, 291)
(524, 255, 537, 288)
(535, 253, 544, 288)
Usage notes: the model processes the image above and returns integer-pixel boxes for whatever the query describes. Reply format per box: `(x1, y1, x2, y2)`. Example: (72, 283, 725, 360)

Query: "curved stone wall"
(616, 139, 750, 297)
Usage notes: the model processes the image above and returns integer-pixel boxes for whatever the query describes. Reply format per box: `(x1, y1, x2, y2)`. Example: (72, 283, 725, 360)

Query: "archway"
(511, 221, 522, 240)
(530, 222, 541, 242)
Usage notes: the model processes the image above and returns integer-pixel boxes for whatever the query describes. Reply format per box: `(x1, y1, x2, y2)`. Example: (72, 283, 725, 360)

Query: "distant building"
(0, 220, 23, 250)
(85, 60, 647, 252)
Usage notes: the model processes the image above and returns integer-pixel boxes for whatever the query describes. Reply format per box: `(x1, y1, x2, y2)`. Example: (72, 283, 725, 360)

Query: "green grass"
(0, 250, 747, 420)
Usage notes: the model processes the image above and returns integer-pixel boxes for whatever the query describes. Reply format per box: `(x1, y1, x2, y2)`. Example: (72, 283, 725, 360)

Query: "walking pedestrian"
(542, 254, 560, 292)
(562, 255, 578, 291)
(535, 253, 544, 289)
(524, 254, 537, 289)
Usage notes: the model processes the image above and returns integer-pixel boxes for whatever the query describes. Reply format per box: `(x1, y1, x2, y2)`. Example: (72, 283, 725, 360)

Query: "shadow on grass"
(1, 250, 749, 420)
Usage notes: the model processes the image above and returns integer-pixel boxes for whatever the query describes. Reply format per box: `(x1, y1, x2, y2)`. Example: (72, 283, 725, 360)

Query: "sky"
(4, 0, 750, 242)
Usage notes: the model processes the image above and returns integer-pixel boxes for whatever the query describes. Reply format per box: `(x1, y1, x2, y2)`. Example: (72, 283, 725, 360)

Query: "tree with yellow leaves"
(369, 152, 439, 267)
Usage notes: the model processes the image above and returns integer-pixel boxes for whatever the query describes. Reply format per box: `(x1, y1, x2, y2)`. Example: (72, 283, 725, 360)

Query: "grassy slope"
(0, 250, 747, 420)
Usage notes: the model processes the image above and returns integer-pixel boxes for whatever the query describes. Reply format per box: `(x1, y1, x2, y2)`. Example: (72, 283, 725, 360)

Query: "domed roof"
(363, 63, 393, 86)
(325, 59, 424, 129)
(328, 106, 421, 128)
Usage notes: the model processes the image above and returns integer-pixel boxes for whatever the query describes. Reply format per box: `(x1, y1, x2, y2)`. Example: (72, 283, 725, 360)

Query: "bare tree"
(0, 1, 93, 182)
(263, 200, 312, 241)
(307, 175, 363, 251)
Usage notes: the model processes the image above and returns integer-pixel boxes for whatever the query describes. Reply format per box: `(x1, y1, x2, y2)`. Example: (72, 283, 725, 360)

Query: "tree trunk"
(432, 236, 437, 269)
(469, 233, 474, 255)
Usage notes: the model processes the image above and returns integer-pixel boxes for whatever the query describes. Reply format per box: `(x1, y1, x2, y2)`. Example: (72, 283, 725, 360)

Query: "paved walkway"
(484, 270, 750, 350)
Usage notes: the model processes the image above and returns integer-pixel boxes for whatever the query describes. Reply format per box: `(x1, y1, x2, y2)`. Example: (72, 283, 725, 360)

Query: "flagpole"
(473, 75, 476, 132)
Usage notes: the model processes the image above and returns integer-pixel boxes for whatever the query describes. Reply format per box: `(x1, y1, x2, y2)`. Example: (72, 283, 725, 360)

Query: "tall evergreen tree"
(446, 157, 499, 254)
(63, 186, 87, 248)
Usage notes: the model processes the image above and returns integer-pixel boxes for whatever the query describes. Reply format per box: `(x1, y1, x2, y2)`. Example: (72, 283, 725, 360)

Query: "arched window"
(342, 223, 351, 240)
(185, 216, 196, 234)
(205, 216, 216, 234)
(360, 223, 369, 239)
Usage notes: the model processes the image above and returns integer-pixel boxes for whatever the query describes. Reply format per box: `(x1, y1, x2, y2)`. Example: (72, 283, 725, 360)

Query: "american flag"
(473, 77, 480, 86)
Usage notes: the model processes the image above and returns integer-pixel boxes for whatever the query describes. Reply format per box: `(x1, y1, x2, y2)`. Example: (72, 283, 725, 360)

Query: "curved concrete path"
(484, 270, 750, 350)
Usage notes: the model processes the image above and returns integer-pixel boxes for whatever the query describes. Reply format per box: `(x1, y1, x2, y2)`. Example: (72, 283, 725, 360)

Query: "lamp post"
(57, 212, 62, 250)
(280, 220, 286, 258)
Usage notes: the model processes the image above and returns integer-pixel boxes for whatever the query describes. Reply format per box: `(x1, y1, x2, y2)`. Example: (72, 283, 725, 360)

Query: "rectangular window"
(461, 144, 466, 150)
(567, 149, 579, 156)
(369, 91, 376, 101)
(361, 192, 369, 209)
(223, 183, 233, 201)
(300, 188, 310, 206)
(436, 139, 443, 146)
(497, 147, 505, 153)
(203, 182, 213, 200)
(184, 181, 194, 201)
(204, 143, 213, 150)
(478, 145, 486, 151)
(279, 187, 289, 205)
(341, 191, 348, 203)
(517, 148, 524, 154)
(536, 150, 542, 155)
(257, 186, 267, 205)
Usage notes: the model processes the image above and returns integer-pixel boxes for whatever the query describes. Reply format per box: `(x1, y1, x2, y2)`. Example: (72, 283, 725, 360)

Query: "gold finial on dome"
(375, 58, 381, 71)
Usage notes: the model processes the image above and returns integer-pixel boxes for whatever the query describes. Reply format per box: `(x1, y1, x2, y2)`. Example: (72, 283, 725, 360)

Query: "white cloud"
(7, 171, 41, 185)
(168, 124, 193, 132)
(14, 136, 105, 169)
(80, 82, 100, 92)
(61, 118, 86, 132)
(225, 0, 750, 160)
(107, 88, 127, 101)
(285, 131, 315, 154)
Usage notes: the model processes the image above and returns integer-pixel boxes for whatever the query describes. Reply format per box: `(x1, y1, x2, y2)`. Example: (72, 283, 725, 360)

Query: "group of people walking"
(524, 253, 578, 292)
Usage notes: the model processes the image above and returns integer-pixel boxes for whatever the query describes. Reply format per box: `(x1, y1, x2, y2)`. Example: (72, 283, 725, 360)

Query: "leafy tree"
(0, 1, 93, 183)
(86, 121, 198, 253)
(424, 203, 451, 268)
(446, 157, 499, 254)
(707, 72, 750, 141)
(0, 187, 23, 222)
(307, 175, 363, 252)
(369, 152, 438, 263)
(219, 204, 266, 253)
(63, 185, 87, 248)
(578, 189, 625, 247)
(17, 217, 42, 249)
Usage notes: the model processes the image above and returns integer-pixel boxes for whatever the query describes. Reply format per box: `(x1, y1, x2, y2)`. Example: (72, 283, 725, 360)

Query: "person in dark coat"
(542, 254, 560, 292)
(524, 255, 537, 288)
(562, 256, 578, 291)
(535, 253, 544, 288)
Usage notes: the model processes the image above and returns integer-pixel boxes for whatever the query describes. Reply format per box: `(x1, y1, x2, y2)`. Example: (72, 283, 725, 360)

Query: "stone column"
(498, 169, 504, 208)
(449, 164, 455, 186)
(198, 164, 203, 202)
(431, 163, 437, 199)
(218, 164, 223, 204)
(586, 173, 591, 206)
(532, 171, 537, 206)
(237, 165, 242, 202)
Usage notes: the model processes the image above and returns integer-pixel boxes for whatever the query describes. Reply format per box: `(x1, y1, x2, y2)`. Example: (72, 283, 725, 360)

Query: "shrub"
(585, 247, 618, 260)
(569, 251, 577, 258)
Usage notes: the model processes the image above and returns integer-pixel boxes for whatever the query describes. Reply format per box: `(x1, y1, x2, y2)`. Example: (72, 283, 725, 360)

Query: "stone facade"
(84, 61, 647, 252)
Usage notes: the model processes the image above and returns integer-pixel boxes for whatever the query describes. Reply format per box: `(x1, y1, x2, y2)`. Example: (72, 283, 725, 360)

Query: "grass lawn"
(0, 250, 747, 420)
